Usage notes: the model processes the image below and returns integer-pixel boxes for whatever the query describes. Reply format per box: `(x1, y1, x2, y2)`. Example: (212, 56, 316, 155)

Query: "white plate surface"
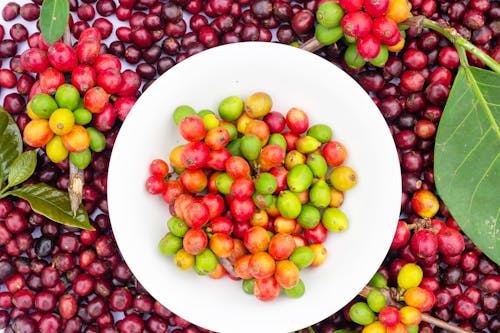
(108, 42, 401, 333)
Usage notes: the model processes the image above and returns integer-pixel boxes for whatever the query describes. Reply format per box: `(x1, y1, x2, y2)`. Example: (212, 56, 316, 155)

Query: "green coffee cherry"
(283, 279, 305, 298)
(345, 43, 366, 69)
(87, 127, 106, 152)
(173, 105, 196, 125)
(316, 2, 344, 28)
(158, 232, 183, 256)
(69, 149, 92, 169)
(287, 164, 313, 193)
(370, 45, 389, 67)
(307, 124, 333, 143)
(315, 25, 344, 45)
(277, 190, 302, 219)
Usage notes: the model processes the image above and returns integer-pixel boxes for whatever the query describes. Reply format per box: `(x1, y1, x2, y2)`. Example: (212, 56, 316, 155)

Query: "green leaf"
(7, 150, 38, 189)
(0, 112, 8, 134)
(39, 0, 69, 45)
(0, 112, 6, 187)
(3, 183, 94, 230)
(0, 108, 22, 184)
(435, 66, 500, 265)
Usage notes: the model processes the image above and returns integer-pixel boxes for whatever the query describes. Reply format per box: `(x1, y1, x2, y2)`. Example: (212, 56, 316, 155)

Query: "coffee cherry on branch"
(411, 189, 439, 218)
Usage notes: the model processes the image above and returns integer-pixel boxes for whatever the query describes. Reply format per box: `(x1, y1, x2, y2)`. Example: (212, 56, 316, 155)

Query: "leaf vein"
(440, 88, 475, 146)
(467, 151, 499, 219)
(466, 68, 500, 141)
(477, 82, 500, 89)
(466, 152, 500, 256)
(452, 127, 491, 178)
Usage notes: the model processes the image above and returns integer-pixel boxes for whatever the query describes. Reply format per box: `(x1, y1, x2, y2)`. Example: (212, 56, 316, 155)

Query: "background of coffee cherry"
(0, 0, 498, 332)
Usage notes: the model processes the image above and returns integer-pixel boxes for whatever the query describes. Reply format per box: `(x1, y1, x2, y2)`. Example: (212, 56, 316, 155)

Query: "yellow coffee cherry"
(174, 248, 195, 271)
(330, 166, 358, 191)
(49, 108, 75, 136)
(45, 135, 69, 163)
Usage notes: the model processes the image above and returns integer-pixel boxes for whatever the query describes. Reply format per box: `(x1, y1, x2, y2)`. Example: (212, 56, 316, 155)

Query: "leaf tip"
(83, 224, 96, 231)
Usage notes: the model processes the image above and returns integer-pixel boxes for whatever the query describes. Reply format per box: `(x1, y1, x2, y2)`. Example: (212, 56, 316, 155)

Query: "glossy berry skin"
(149, 159, 169, 177)
(117, 70, 141, 96)
(390, 221, 410, 249)
(97, 69, 122, 94)
(453, 295, 478, 319)
(180, 142, 210, 169)
(114, 96, 137, 121)
(76, 27, 102, 65)
(20, 48, 49, 73)
(438, 46, 460, 69)
(437, 227, 465, 256)
(400, 70, 426, 93)
(372, 16, 401, 46)
(39, 67, 65, 95)
(403, 49, 428, 70)
(71, 64, 97, 94)
(145, 175, 165, 195)
(411, 190, 439, 218)
(410, 229, 438, 259)
(291, 10, 315, 35)
(84, 86, 109, 114)
(339, 0, 363, 12)
(363, 0, 389, 17)
(357, 33, 381, 60)
(94, 54, 122, 72)
(341, 11, 372, 39)
(47, 42, 78, 72)
(378, 306, 400, 327)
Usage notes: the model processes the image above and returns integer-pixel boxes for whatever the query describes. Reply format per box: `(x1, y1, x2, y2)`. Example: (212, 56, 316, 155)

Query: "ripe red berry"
(149, 159, 169, 177)
(341, 11, 373, 39)
(357, 33, 381, 60)
(363, 0, 389, 17)
(339, 0, 363, 12)
(372, 16, 401, 46)
(145, 175, 166, 194)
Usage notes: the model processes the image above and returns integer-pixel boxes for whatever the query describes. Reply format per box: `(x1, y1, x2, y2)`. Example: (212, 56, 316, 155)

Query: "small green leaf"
(3, 183, 94, 230)
(39, 0, 69, 45)
(435, 66, 500, 265)
(7, 150, 38, 189)
(0, 108, 22, 184)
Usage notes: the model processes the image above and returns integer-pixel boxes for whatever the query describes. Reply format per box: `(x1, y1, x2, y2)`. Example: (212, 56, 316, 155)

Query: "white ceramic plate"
(108, 42, 401, 333)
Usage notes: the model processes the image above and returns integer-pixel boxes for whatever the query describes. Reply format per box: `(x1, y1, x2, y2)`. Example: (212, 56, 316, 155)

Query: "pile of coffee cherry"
(0, 0, 498, 332)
